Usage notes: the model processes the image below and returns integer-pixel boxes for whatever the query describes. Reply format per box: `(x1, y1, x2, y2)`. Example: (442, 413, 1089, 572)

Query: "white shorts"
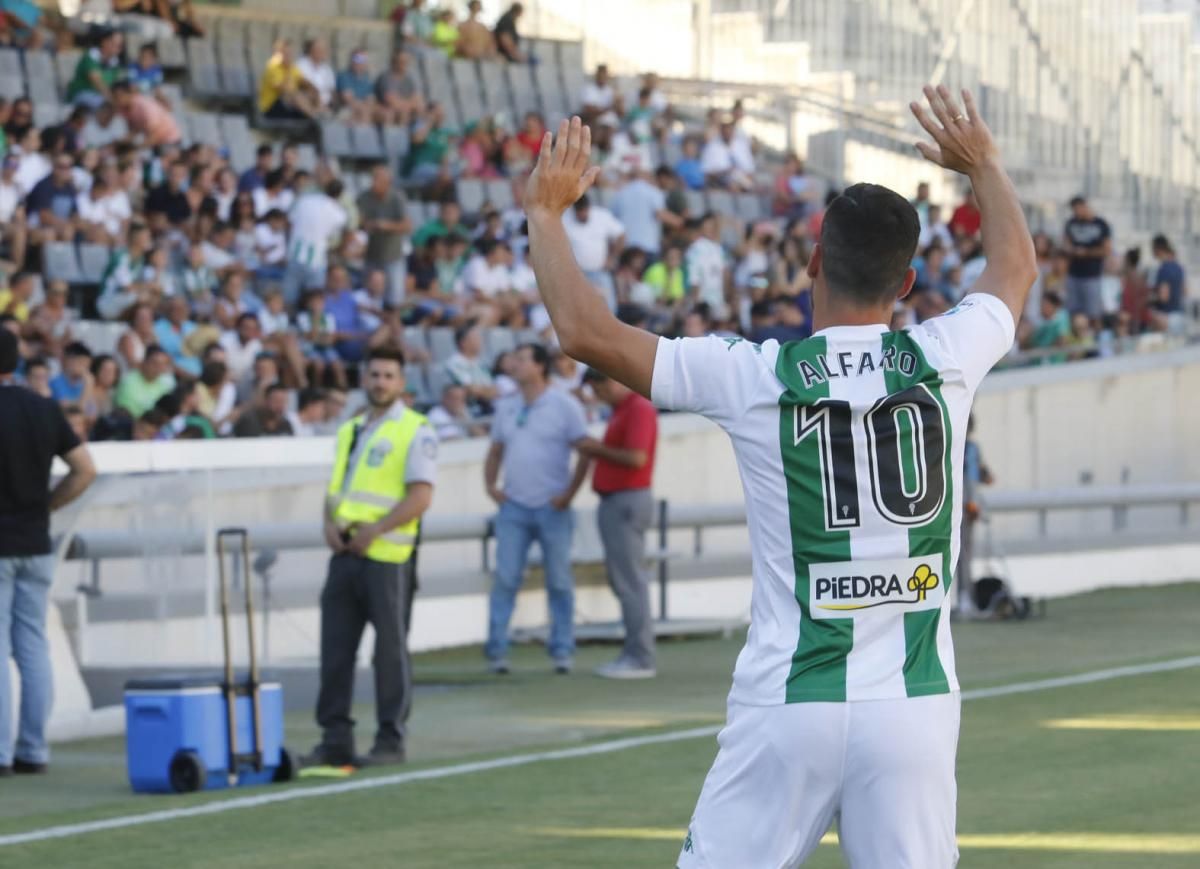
(678, 693, 961, 869)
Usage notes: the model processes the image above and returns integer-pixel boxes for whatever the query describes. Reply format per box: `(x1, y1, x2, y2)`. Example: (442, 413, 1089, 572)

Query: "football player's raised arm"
(525, 118, 659, 399)
(910, 86, 1037, 326)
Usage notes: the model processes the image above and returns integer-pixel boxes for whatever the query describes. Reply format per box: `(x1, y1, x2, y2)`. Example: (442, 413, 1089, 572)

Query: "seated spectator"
(322, 264, 370, 364)
(701, 118, 754, 190)
(491, 350, 518, 398)
(129, 408, 169, 441)
(457, 0, 495, 60)
(612, 247, 653, 307)
(115, 344, 175, 417)
(98, 224, 159, 320)
(919, 204, 954, 252)
(429, 384, 487, 440)
(297, 289, 346, 389)
(126, 42, 164, 97)
(117, 302, 157, 369)
(259, 39, 321, 121)
(1022, 290, 1070, 359)
(404, 102, 457, 189)
(610, 167, 681, 257)
(238, 145, 274, 194)
(1148, 234, 1186, 332)
(375, 51, 425, 126)
(625, 88, 657, 137)
(773, 154, 818, 219)
(504, 111, 545, 175)
(112, 80, 181, 148)
(178, 241, 216, 318)
(144, 159, 192, 226)
(404, 236, 458, 325)
(253, 207, 289, 279)
(26, 153, 79, 246)
(0, 271, 35, 324)
(581, 64, 615, 120)
(201, 221, 244, 282)
(76, 170, 122, 245)
(80, 102, 129, 149)
(12, 127, 49, 197)
(219, 311, 264, 383)
(154, 294, 200, 377)
(50, 342, 93, 404)
(213, 272, 261, 331)
(674, 135, 705, 191)
(4, 97, 32, 144)
(287, 386, 329, 436)
(233, 382, 294, 438)
(643, 245, 687, 305)
(354, 269, 391, 334)
(445, 321, 498, 408)
(401, 0, 435, 46)
(67, 29, 125, 109)
(0, 154, 28, 268)
(493, 2, 526, 63)
(685, 213, 731, 320)
(20, 356, 50, 397)
(431, 8, 459, 57)
(413, 199, 471, 248)
(459, 120, 502, 179)
(195, 358, 236, 432)
(337, 49, 383, 125)
(563, 195, 625, 307)
(460, 238, 516, 323)
(86, 353, 120, 423)
(212, 167, 238, 222)
(251, 168, 294, 218)
(297, 38, 336, 115)
(26, 281, 75, 359)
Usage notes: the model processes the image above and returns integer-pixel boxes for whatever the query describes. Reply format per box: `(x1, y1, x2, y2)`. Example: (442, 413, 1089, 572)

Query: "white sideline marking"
(2, 655, 1198, 849)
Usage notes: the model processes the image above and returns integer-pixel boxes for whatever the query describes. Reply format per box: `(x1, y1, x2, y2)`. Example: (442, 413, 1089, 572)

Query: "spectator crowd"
(0, 1, 1192, 446)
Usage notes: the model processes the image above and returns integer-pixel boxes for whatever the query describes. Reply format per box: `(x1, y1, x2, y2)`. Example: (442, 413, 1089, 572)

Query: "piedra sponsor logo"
(809, 556, 944, 619)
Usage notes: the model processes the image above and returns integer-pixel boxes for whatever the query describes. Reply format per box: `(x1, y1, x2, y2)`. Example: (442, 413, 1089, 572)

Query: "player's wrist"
(964, 154, 1004, 179)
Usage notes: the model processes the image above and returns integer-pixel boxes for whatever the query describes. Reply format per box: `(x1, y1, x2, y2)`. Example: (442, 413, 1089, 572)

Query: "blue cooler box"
(124, 675, 287, 793)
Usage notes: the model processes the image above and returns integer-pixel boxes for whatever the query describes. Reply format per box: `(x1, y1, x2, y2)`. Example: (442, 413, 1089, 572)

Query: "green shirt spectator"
(115, 348, 176, 418)
(643, 260, 687, 302)
(67, 33, 125, 108)
(412, 201, 471, 248)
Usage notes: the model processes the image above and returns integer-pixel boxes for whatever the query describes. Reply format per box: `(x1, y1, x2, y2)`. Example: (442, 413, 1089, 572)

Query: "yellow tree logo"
(908, 564, 940, 602)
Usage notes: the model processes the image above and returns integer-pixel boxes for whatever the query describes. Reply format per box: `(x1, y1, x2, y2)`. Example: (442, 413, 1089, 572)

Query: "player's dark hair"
(367, 345, 406, 368)
(819, 183, 920, 307)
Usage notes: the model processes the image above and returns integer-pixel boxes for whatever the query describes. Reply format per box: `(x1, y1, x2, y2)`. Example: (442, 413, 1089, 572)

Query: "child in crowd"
(296, 290, 346, 389)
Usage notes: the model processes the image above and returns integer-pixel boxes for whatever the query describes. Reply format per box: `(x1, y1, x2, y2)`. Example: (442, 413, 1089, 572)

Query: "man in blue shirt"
(49, 342, 92, 404)
(1149, 234, 1186, 331)
(237, 145, 274, 194)
(323, 265, 369, 364)
(483, 343, 591, 674)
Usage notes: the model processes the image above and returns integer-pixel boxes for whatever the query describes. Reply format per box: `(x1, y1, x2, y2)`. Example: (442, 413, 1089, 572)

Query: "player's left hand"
(525, 117, 602, 218)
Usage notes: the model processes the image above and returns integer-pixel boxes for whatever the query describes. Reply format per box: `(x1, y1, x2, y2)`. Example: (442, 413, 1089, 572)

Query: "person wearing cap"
(0, 327, 96, 776)
(577, 368, 659, 678)
(337, 49, 383, 126)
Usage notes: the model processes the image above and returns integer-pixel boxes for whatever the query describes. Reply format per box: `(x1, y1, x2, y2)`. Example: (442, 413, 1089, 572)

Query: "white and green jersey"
(651, 293, 1015, 704)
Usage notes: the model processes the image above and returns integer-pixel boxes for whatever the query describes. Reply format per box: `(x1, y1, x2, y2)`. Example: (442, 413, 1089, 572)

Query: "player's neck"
(810, 300, 891, 334)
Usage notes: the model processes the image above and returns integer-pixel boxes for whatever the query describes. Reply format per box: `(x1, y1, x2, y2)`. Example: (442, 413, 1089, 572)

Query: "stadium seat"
(405, 363, 432, 406)
(427, 363, 454, 400)
(483, 327, 516, 363)
(450, 59, 486, 127)
(191, 65, 223, 100)
(158, 38, 187, 70)
(733, 193, 762, 222)
(25, 52, 57, 104)
(0, 50, 23, 99)
(294, 143, 320, 172)
(683, 189, 708, 217)
(557, 41, 585, 75)
(532, 60, 566, 119)
(427, 327, 456, 362)
(341, 0, 378, 19)
(457, 179, 487, 215)
(186, 112, 224, 148)
(220, 65, 254, 100)
(419, 52, 457, 119)
(706, 189, 736, 219)
(484, 179, 514, 210)
(161, 84, 185, 113)
(504, 63, 538, 118)
(32, 101, 65, 130)
(78, 244, 111, 284)
(42, 242, 83, 285)
(382, 125, 410, 163)
(403, 327, 430, 356)
(320, 121, 354, 159)
(53, 49, 81, 94)
(351, 124, 385, 160)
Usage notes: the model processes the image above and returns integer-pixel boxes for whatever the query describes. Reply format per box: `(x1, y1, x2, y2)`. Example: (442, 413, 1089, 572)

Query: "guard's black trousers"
(315, 552, 412, 753)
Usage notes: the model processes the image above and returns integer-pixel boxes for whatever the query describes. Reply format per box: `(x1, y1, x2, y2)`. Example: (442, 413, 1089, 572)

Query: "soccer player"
(522, 86, 1035, 867)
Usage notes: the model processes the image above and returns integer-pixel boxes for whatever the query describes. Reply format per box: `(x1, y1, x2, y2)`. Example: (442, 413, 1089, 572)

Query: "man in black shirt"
(1062, 195, 1111, 322)
(145, 159, 192, 226)
(0, 329, 96, 776)
(494, 3, 526, 63)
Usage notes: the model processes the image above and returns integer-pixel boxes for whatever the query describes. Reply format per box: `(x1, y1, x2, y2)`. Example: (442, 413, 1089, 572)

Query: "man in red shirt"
(950, 188, 982, 239)
(577, 368, 658, 678)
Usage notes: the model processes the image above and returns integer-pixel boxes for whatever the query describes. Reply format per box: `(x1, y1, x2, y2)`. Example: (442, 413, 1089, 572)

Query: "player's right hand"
(909, 85, 999, 176)
(525, 116, 602, 218)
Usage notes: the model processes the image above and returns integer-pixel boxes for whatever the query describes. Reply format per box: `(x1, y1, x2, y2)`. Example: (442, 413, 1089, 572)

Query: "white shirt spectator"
(201, 240, 236, 272)
(353, 289, 387, 332)
(580, 82, 614, 111)
(82, 114, 129, 149)
(686, 237, 728, 310)
(700, 137, 735, 177)
(730, 127, 755, 173)
(252, 187, 294, 218)
(254, 222, 287, 265)
(427, 405, 471, 441)
(296, 56, 336, 108)
(444, 352, 493, 389)
(76, 190, 131, 237)
(217, 331, 264, 382)
(919, 221, 954, 252)
(15, 151, 51, 196)
(562, 206, 624, 272)
(509, 260, 537, 295)
(258, 309, 290, 336)
(0, 178, 19, 222)
(460, 255, 512, 297)
(288, 191, 347, 270)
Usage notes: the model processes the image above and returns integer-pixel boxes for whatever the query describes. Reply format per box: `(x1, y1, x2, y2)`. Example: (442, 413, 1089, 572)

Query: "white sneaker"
(552, 656, 573, 675)
(594, 658, 657, 680)
(488, 659, 511, 675)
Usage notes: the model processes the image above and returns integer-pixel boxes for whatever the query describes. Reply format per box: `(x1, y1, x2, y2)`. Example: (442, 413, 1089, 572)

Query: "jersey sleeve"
(404, 423, 438, 485)
(915, 292, 1016, 392)
(650, 335, 765, 428)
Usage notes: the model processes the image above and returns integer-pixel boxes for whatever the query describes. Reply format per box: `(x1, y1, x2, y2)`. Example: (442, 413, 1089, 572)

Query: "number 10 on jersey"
(793, 384, 948, 531)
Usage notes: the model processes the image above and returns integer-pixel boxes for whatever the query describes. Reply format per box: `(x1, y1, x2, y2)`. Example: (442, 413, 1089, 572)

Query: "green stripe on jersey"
(882, 330, 953, 697)
(776, 337, 854, 703)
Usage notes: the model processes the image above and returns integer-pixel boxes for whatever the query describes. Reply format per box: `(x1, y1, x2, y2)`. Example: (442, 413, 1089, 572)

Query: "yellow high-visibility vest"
(326, 403, 428, 564)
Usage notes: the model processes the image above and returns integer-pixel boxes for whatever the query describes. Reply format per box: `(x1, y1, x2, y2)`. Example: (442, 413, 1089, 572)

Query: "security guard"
(304, 345, 436, 768)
